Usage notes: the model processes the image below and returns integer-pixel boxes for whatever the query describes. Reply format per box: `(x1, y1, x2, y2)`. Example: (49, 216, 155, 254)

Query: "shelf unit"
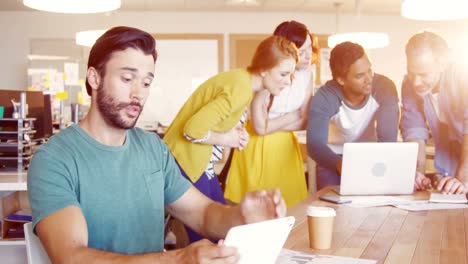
(0, 239, 25, 246)
(0, 170, 27, 192)
(0, 118, 36, 171)
(0, 169, 28, 261)
(0, 118, 38, 262)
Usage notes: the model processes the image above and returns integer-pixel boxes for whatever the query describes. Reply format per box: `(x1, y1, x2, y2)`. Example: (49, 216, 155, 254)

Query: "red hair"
(247, 35, 298, 74)
(311, 33, 320, 65)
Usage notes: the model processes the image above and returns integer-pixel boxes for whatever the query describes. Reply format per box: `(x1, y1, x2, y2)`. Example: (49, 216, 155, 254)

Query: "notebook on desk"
(338, 142, 418, 195)
(430, 192, 468, 204)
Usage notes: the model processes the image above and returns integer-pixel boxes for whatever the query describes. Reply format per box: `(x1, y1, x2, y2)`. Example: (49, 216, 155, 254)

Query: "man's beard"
(96, 83, 143, 129)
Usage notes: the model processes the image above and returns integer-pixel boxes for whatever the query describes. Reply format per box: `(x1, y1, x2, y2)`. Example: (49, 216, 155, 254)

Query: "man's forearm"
(414, 139, 427, 174)
(376, 103, 399, 142)
(456, 134, 468, 182)
(64, 246, 183, 264)
(200, 203, 244, 239)
(306, 114, 341, 172)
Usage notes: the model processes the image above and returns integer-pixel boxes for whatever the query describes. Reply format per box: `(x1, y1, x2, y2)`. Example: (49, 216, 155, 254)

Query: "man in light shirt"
(400, 31, 468, 194)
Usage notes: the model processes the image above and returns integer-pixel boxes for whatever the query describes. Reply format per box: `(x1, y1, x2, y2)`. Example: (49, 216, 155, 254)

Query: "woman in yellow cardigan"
(164, 35, 298, 242)
(225, 21, 319, 208)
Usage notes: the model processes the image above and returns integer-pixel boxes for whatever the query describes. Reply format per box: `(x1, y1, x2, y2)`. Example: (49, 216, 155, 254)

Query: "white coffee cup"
(307, 206, 336, 249)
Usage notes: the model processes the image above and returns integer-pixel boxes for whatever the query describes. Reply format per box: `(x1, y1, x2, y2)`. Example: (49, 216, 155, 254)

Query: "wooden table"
(284, 186, 467, 264)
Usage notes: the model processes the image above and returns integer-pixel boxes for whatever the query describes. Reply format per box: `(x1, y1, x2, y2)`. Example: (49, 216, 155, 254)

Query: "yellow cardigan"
(163, 69, 253, 182)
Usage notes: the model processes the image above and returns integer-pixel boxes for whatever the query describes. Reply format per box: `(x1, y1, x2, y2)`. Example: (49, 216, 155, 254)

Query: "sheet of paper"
(276, 249, 376, 264)
(394, 202, 468, 211)
(343, 196, 426, 208)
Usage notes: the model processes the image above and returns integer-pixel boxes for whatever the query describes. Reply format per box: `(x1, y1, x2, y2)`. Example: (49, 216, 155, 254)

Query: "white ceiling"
(1, 0, 403, 15)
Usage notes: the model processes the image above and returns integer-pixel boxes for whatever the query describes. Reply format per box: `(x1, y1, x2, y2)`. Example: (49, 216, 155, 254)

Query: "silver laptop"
(338, 142, 418, 195)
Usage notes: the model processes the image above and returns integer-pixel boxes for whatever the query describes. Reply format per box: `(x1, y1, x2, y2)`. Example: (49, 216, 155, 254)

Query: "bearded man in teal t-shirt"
(28, 26, 286, 263)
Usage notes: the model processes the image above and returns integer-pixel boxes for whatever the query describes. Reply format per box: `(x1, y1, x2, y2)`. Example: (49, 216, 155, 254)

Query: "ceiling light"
(23, 0, 121, 14)
(328, 32, 389, 49)
(328, 2, 389, 50)
(401, 0, 468, 20)
(76, 30, 106, 47)
(225, 0, 260, 6)
(27, 54, 70, 61)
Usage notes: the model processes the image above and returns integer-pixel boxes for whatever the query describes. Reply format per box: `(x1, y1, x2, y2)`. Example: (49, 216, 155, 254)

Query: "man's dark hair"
(86, 26, 157, 96)
(329, 41, 365, 80)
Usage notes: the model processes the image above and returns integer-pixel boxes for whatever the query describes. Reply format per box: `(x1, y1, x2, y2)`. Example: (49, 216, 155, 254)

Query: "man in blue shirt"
(401, 31, 468, 194)
(28, 26, 286, 263)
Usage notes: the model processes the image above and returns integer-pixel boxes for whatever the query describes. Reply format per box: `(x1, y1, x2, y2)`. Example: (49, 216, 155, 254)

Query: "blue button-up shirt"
(400, 62, 468, 176)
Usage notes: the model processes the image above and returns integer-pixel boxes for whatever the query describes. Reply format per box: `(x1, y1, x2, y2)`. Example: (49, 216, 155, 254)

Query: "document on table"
(394, 202, 468, 211)
(342, 196, 425, 208)
(276, 249, 376, 264)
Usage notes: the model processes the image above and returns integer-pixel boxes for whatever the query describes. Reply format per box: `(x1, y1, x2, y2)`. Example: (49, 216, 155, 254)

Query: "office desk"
(284, 186, 466, 264)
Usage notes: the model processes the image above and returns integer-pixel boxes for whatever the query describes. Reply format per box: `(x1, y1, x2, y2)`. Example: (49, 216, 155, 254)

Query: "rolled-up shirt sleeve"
(400, 79, 429, 141)
(443, 62, 468, 136)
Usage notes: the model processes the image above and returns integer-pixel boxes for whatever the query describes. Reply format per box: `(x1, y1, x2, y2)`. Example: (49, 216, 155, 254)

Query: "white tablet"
(224, 216, 295, 264)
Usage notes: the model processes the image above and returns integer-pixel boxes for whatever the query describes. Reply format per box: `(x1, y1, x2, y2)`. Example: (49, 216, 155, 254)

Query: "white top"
(268, 68, 312, 119)
(328, 96, 380, 154)
(429, 92, 440, 121)
(307, 206, 336, 217)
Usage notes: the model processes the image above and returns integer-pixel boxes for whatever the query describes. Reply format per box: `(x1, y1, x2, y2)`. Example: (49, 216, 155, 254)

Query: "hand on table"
(435, 175, 468, 194)
(414, 171, 432, 191)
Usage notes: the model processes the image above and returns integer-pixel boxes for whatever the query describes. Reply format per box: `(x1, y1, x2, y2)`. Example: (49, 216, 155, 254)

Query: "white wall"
(1, 10, 468, 91)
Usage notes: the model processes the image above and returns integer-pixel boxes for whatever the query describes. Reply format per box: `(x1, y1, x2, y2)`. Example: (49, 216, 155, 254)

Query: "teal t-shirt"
(27, 125, 192, 254)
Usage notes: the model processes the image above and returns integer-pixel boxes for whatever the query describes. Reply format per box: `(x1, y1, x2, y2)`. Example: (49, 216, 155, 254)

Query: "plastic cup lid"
(307, 206, 336, 217)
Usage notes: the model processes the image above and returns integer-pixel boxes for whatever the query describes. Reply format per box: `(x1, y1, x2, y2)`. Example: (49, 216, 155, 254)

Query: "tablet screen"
(224, 216, 295, 264)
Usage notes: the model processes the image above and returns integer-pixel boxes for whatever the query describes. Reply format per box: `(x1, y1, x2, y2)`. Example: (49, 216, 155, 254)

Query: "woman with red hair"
(225, 20, 319, 208)
(164, 35, 298, 242)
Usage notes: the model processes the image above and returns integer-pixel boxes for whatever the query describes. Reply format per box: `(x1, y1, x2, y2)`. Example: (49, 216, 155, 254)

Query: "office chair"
(24, 222, 51, 264)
